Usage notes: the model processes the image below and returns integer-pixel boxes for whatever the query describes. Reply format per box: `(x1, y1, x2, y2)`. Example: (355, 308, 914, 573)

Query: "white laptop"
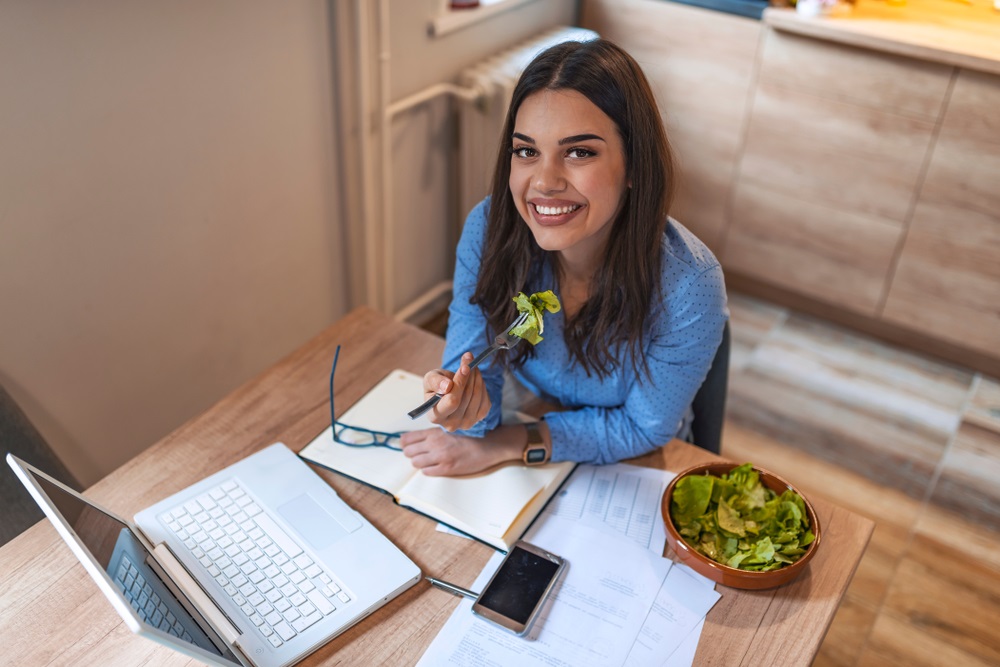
(7, 442, 421, 667)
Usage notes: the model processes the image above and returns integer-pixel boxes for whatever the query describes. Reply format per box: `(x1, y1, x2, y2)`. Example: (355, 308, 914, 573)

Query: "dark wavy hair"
(472, 38, 674, 378)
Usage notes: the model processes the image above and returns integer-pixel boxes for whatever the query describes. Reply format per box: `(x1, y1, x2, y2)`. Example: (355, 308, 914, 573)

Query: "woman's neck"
(555, 252, 599, 320)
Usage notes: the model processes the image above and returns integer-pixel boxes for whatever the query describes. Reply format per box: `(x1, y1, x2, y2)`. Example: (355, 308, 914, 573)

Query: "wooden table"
(0, 307, 873, 666)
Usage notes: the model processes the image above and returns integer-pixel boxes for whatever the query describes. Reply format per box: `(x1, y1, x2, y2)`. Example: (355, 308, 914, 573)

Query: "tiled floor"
(419, 291, 1000, 665)
(723, 293, 1000, 667)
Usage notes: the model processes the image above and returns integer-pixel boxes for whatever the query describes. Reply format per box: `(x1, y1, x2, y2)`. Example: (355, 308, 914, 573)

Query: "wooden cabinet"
(725, 31, 951, 315)
(582, 0, 999, 371)
(882, 68, 1000, 358)
(581, 0, 761, 252)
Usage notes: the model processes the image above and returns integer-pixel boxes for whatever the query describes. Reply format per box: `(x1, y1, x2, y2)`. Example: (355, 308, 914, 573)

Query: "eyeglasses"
(329, 345, 405, 451)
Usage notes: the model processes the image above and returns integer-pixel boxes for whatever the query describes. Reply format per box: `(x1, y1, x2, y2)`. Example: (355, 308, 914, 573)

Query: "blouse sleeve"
(543, 262, 728, 464)
(440, 199, 505, 437)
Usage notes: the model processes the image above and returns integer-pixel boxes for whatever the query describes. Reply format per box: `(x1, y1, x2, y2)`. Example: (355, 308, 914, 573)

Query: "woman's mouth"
(531, 202, 584, 225)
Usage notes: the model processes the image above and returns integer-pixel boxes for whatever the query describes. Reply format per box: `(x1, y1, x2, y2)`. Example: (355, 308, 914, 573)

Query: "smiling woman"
(399, 38, 729, 477)
(508, 88, 629, 281)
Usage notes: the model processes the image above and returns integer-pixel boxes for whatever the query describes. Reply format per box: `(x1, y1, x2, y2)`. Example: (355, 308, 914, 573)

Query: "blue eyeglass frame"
(329, 345, 406, 450)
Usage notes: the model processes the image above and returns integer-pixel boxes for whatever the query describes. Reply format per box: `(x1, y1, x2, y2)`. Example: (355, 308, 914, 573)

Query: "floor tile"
(963, 375, 1000, 433)
(858, 531, 1000, 666)
(913, 504, 1000, 573)
(726, 293, 786, 373)
(812, 594, 879, 667)
(726, 313, 973, 499)
(926, 419, 1000, 531)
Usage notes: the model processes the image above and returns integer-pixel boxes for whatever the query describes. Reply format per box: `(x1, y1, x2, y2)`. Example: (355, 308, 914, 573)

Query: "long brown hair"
(473, 38, 674, 378)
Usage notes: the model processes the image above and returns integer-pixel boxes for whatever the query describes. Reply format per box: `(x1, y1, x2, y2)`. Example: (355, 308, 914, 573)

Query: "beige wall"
(0, 0, 581, 488)
(0, 1, 348, 486)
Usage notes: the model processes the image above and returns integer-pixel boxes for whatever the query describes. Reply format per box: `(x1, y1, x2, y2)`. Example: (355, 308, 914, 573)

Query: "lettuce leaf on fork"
(510, 290, 561, 345)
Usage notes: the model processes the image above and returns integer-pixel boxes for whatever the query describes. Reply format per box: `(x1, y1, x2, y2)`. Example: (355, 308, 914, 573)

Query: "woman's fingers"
(400, 429, 490, 477)
(398, 428, 428, 447)
(434, 353, 473, 426)
(421, 352, 492, 431)
(452, 361, 476, 428)
(422, 369, 454, 397)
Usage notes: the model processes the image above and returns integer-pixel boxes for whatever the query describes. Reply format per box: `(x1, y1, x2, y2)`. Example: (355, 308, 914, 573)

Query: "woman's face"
(509, 88, 629, 268)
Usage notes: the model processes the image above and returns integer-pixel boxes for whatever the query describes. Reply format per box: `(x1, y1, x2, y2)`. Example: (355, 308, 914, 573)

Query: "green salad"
(510, 290, 561, 345)
(670, 463, 815, 571)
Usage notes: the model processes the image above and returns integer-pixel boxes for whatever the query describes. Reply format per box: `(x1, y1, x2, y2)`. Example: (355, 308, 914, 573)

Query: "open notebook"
(299, 370, 576, 552)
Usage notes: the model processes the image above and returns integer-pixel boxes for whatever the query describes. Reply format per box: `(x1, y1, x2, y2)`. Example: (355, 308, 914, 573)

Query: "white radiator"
(456, 26, 599, 219)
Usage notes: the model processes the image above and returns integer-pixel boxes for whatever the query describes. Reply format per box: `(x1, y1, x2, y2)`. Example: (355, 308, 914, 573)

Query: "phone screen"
(472, 541, 564, 635)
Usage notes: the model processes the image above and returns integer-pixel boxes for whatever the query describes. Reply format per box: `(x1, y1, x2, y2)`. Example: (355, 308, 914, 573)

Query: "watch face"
(525, 447, 547, 465)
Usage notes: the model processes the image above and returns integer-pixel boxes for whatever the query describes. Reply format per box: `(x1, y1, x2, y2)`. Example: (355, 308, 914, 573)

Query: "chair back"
(689, 321, 731, 454)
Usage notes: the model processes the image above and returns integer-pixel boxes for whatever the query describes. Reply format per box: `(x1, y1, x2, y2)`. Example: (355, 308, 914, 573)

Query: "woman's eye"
(567, 147, 596, 159)
(511, 146, 537, 159)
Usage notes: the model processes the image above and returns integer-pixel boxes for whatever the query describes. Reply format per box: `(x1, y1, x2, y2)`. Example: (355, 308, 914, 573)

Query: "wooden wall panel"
(758, 31, 953, 120)
(737, 79, 939, 222)
(724, 181, 902, 314)
(882, 69, 1000, 356)
(581, 0, 761, 251)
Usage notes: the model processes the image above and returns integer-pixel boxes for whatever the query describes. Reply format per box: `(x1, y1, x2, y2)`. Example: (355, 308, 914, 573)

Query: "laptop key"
(254, 512, 303, 558)
(306, 589, 335, 615)
(292, 613, 322, 633)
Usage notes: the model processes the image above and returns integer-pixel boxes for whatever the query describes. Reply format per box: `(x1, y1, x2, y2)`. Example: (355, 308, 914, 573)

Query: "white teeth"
(534, 204, 580, 216)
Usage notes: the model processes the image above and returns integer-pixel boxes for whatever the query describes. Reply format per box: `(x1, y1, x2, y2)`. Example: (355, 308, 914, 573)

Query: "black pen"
(425, 576, 478, 600)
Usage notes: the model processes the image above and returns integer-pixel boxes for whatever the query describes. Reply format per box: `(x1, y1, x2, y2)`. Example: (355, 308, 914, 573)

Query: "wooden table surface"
(0, 307, 873, 666)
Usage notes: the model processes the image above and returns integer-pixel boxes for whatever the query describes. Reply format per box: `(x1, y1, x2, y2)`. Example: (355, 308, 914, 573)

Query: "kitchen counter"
(765, 0, 1000, 75)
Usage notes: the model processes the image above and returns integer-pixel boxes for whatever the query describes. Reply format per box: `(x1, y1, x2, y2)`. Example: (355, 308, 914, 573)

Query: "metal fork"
(407, 311, 529, 420)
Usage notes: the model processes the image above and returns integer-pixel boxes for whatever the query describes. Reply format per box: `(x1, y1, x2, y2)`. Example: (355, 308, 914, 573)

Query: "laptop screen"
(28, 469, 240, 665)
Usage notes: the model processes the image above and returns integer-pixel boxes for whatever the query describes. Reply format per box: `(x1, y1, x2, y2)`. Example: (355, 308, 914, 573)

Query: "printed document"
(541, 463, 672, 552)
(624, 566, 720, 666)
(418, 517, 672, 667)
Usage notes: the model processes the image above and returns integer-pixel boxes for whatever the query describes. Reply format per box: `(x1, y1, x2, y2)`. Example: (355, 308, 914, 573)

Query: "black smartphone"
(471, 540, 566, 636)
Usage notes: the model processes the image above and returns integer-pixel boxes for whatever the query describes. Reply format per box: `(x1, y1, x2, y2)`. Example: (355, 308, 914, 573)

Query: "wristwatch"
(522, 422, 550, 466)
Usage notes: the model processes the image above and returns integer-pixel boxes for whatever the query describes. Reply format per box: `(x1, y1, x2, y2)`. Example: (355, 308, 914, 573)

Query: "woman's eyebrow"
(511, 132, 606, 145)
(559, 133, 605, 145)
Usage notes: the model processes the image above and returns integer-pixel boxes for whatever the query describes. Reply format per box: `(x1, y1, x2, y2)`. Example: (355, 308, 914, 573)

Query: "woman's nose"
(533, 158, 566, 193)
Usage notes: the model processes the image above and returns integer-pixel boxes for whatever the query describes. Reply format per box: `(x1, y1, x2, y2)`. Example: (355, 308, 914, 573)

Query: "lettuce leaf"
(510, 290, 561, 345)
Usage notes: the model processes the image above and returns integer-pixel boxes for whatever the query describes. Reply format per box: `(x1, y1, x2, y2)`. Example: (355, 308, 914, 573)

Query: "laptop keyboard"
(115, 553, 194, 641)
(160, 479, 351, 648)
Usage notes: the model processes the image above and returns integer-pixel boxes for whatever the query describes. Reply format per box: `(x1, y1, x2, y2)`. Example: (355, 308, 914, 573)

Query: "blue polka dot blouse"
(443, 198, 729, 464)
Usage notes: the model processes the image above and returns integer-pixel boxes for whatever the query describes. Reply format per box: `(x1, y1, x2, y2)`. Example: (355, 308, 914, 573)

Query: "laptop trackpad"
(278, 494, 362, 550)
